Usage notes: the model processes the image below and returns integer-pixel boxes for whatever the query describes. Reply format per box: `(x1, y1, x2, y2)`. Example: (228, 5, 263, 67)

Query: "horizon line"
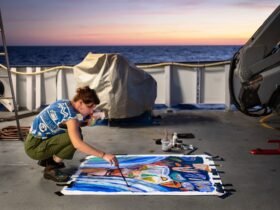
(7, 44, 243, 47)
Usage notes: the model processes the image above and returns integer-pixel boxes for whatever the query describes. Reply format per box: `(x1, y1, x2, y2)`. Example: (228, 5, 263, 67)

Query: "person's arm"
(65, 118, 118, 166)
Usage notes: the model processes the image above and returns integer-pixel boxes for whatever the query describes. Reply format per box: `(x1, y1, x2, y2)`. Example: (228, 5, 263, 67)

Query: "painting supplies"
(88, 111, 106, 126)
(117, 165, 130, 187)
(160, 130, 196, 153)
(177, 133, 195, 139)
(161, 129, 172, 151)
(161, 139, 172, 151)
(171, 132, 178, 147)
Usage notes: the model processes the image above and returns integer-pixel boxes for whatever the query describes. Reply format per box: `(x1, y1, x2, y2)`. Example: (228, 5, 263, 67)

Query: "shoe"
(38, 157, 65, 169)
(44, 167, 70, 182)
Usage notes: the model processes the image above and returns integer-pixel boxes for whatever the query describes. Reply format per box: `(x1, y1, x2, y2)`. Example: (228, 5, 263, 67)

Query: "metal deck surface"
(0, 110, 279, 210)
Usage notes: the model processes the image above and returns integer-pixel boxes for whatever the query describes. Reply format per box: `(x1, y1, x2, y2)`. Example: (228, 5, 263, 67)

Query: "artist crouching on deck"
(24, 86, 119, 182)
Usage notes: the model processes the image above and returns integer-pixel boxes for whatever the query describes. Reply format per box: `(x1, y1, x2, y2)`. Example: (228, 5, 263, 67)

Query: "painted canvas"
(61, 154, 224, 195)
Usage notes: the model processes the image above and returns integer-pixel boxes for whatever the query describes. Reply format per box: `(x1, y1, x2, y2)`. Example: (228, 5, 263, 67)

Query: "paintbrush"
(117, 165, 130, 187)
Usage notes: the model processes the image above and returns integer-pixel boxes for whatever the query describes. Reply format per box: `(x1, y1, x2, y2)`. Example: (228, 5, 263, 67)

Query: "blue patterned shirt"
(30, 99, 78, 139)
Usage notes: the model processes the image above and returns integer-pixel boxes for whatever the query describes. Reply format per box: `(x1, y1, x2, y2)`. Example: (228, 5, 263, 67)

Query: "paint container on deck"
(88, 111, 106, 126)
(161, 138, 172, 152)
(161, 129, 172, 152)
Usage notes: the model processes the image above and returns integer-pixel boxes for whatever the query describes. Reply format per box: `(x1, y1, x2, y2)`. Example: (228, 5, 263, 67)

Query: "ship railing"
(0, 61, 232, 111)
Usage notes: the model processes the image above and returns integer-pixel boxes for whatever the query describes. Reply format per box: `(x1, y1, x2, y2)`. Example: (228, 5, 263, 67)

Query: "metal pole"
(0, 9, 23, 140)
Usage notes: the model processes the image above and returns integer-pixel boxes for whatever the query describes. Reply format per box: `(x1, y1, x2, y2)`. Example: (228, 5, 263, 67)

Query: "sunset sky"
(0, 0, 279, 46)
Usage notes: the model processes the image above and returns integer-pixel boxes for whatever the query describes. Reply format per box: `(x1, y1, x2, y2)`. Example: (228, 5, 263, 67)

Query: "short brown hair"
(73, 86, 100, 105)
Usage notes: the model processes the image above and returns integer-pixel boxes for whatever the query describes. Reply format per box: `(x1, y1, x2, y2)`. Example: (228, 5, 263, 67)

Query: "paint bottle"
(172, 132, 178, 147)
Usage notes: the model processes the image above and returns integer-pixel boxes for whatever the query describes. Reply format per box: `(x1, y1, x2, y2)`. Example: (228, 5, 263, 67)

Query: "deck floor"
(0, 110, 279, 210)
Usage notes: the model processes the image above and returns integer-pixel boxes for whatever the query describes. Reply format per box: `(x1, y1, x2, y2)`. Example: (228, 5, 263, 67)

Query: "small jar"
(161, 138, 171, 152)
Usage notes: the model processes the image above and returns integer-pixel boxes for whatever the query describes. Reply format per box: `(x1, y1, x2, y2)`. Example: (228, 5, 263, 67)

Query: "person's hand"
(103, 153, 119, 167)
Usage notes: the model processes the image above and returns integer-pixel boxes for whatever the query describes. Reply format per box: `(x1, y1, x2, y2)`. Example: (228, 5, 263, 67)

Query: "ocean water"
(3, 45, 241, 66)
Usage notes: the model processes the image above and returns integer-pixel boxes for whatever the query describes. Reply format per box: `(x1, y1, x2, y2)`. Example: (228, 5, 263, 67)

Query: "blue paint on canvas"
(62, 155, 224, 195)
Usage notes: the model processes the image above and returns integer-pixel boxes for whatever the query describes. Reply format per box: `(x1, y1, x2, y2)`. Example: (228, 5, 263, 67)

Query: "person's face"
(78, 100, 96, 117)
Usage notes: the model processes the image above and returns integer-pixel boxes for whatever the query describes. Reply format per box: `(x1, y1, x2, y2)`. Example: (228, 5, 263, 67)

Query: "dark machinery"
(229, 5, 280, 117)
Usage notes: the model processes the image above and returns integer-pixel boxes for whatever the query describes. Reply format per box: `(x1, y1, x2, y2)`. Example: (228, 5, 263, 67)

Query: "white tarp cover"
(73, 53, 157, 119)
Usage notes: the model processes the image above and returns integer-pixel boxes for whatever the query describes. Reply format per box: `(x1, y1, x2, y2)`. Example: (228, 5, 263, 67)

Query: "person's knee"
(56, 145, 76, 160)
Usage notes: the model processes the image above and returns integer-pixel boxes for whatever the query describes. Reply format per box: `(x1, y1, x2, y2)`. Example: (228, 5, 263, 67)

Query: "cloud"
(85, 0, 208, 15)
(231, 0, 279, 10)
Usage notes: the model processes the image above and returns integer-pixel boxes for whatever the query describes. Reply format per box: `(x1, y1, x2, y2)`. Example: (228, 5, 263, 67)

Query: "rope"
(138, 61, 230, 69)
(0, 60, 230, 75)
(0, 126, 30, 140)
(0, 64, 73, 75)
(259, 114, 280, 130)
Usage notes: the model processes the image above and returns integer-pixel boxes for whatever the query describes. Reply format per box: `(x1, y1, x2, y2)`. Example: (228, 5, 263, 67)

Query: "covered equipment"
(73, 53, 157, 119)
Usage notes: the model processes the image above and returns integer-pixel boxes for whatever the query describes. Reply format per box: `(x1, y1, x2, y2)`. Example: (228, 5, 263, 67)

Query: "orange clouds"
(2, 0, 279, 45)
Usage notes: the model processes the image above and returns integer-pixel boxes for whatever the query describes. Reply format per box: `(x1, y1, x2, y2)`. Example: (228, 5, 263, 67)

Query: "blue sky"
(0, 0, 279, 45)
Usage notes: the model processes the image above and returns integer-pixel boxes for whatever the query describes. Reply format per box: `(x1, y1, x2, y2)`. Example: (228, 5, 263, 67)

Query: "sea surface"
(4, 45, 241, 66)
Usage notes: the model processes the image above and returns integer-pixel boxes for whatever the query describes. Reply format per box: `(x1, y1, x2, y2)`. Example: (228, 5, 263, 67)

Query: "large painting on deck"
(61, 155, 224, 195)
